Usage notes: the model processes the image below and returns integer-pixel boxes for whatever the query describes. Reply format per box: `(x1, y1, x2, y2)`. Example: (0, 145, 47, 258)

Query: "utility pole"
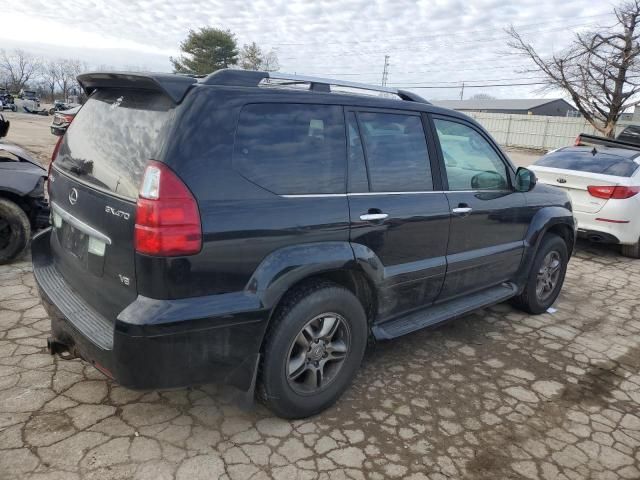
(459, 82, 465, 100)
(381, 55, 390, 87)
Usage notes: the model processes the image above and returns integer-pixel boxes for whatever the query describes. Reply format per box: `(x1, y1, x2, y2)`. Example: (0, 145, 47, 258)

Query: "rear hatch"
(49, 89, 176, 320)
(532, 147, 640, 214)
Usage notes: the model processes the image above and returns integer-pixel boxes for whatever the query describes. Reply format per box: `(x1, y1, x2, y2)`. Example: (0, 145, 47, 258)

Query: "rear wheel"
(621, 239, 640, 259)
(259, 281, 367, 419)
(512, 234, 568, 314)
(0, 198, 31, 264)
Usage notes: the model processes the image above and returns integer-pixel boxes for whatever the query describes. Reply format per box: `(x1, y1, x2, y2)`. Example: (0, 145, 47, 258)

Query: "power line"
(392, 81, 548, 89)
(266, 13, 612, 47)
(273, 21, 601, 60)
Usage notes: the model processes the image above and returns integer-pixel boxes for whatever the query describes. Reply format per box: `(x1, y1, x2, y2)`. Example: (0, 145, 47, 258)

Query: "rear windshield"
(535, 149, 640, 177)
(55, 89, 174, 199)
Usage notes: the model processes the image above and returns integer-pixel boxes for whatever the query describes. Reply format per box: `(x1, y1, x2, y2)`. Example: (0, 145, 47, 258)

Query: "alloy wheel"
(536, 250, 562, 302)
(286, 313, 351, 395)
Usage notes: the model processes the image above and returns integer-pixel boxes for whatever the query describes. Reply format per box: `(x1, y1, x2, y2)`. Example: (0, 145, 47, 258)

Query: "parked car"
(49, 100, 79, 115)
(50, 105, 80, 136)
(18, 89, 40, 105)
(0, 88, 17, 112)
(530, 145, 640, 258)
(33, 70, 575, 418)
(0, 114, 50, 263)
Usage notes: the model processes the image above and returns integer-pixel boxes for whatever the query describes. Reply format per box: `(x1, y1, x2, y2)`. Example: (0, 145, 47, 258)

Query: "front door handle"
(452, 207, 473, 215)
(360, 213, 389, 221)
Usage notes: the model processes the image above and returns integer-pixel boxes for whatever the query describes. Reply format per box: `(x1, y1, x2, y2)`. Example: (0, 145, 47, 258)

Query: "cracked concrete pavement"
(0, 240, 639, 479)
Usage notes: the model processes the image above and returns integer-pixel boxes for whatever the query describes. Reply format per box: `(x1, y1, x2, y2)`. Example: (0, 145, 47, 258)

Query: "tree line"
(0, 49, 86, 101)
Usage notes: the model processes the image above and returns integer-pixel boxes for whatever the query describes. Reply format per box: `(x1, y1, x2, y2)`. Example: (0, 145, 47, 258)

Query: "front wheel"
(0, 198, 31, 264)
(259, 281, 368, 419)
(512, 234, 568, 314)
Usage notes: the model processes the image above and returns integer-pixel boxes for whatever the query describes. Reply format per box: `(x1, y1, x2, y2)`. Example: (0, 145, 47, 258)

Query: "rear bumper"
(575, 210, 640, 245)
(32, 228, 268, 391)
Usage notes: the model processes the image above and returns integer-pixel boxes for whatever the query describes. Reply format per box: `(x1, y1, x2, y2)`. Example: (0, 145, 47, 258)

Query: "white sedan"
(530, 146, 640, 258)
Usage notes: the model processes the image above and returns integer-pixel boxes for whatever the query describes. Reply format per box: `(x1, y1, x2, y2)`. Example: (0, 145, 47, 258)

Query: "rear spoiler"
(77, 72, 197, 103)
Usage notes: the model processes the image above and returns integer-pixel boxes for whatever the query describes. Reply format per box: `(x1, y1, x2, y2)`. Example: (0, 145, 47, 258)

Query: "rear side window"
(56, 90, 174, 199)
(535, 150, 640, 177)
(233, 104, 346, 195)
(358, 112, 432, 192)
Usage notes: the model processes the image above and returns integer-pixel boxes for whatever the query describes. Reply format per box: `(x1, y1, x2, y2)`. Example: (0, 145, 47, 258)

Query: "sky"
(1, 0, 617, 100)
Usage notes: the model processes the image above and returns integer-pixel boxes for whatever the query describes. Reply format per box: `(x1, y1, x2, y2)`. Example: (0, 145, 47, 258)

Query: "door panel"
(441, 191, 527, 298)
(430, 115, 528, 300)
(346, 109, 449, 321)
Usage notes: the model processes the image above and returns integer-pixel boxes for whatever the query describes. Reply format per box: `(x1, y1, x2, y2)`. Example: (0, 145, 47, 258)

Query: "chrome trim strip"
(51, 201, 112, 245)
(280, 190, 507, 198)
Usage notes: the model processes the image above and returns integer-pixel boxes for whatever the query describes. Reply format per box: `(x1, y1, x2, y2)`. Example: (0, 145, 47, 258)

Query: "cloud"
(2, 0, 615, 99)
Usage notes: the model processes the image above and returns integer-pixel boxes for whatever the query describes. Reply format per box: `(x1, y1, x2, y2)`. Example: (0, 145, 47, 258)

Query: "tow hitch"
(47, 337, 76, 360)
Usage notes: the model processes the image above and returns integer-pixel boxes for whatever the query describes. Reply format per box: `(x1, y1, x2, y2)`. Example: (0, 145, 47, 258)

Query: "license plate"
(59, 221, 88, 261)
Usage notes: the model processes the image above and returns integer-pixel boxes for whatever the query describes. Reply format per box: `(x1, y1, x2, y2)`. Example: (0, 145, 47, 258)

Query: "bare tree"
(508, 1, 640, 137)
(57, 59, 87, 101)
(42, 61, 61, 101)
(0, 49, 42, 92)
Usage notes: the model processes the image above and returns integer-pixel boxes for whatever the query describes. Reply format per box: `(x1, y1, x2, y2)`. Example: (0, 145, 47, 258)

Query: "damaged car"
(0, 113, 50, 263)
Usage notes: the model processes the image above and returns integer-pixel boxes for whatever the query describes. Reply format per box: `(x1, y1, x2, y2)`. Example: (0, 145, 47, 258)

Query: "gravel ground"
(0, 240, 639, 480)
(1, 111, 57, 165)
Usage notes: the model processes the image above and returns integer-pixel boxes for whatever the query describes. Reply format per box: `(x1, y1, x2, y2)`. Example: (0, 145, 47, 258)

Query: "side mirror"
(515, 167, 537, 192)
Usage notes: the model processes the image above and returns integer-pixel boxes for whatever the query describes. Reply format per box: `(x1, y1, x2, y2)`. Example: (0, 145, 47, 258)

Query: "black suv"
(33, 70, 575, 418)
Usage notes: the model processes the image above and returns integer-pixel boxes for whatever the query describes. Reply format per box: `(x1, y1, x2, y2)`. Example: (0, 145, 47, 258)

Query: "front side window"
(233, 104, 346, 195)
(434, 118, 510, 191)
(357, 112, 433, 192)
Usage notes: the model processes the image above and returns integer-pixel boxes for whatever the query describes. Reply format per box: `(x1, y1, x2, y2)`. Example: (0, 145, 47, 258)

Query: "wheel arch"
(247, 242, 380, 337)
(516, 206, 575, 288)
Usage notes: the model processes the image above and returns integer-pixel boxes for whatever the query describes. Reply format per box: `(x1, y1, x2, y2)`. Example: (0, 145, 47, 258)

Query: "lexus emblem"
(557, 178, 567, 184)
(68, 188, 78, 205)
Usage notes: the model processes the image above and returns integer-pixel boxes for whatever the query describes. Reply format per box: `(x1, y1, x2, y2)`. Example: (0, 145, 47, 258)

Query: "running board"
(372, 283, 518, 340)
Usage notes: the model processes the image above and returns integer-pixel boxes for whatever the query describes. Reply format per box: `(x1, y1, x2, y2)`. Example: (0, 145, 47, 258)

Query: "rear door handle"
(360, 213, 389, 221)
(452, 207, 473, 215)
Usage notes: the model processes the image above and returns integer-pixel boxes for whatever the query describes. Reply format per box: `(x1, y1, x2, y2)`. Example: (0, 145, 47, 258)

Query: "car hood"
(0, 141, 47, 173)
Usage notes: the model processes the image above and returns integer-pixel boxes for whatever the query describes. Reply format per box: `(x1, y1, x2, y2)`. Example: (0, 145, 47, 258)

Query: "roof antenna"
(591, 147, 597, 156)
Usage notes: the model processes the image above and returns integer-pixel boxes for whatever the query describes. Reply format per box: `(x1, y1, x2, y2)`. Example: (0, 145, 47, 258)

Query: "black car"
(0, 114, 50, 263)
(33, 70, 576, 418)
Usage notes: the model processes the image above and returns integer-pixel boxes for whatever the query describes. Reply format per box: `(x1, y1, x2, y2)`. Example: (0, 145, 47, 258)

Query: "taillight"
(134, 161, 202, 256)
(574, 135, 582, 146)
(587, 185, 640, 200)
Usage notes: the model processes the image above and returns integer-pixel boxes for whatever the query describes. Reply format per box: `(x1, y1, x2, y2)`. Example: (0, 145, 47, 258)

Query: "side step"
(372, 283, 518, 340)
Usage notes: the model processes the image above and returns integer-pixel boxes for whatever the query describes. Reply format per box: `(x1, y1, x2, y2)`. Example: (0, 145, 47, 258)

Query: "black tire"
(512, 234, 568, 315)
(11, 105, 17, 112)
(0, 198, 31, 265)
(259, 280, 368, 419)
(621, 239, 640, 259)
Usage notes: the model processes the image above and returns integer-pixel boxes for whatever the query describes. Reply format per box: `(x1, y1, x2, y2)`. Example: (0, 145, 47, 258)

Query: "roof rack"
(202, 69, 430, 104)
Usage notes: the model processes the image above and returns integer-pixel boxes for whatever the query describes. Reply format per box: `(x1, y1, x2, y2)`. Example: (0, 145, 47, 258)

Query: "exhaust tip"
(47, 337, 75, 359)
